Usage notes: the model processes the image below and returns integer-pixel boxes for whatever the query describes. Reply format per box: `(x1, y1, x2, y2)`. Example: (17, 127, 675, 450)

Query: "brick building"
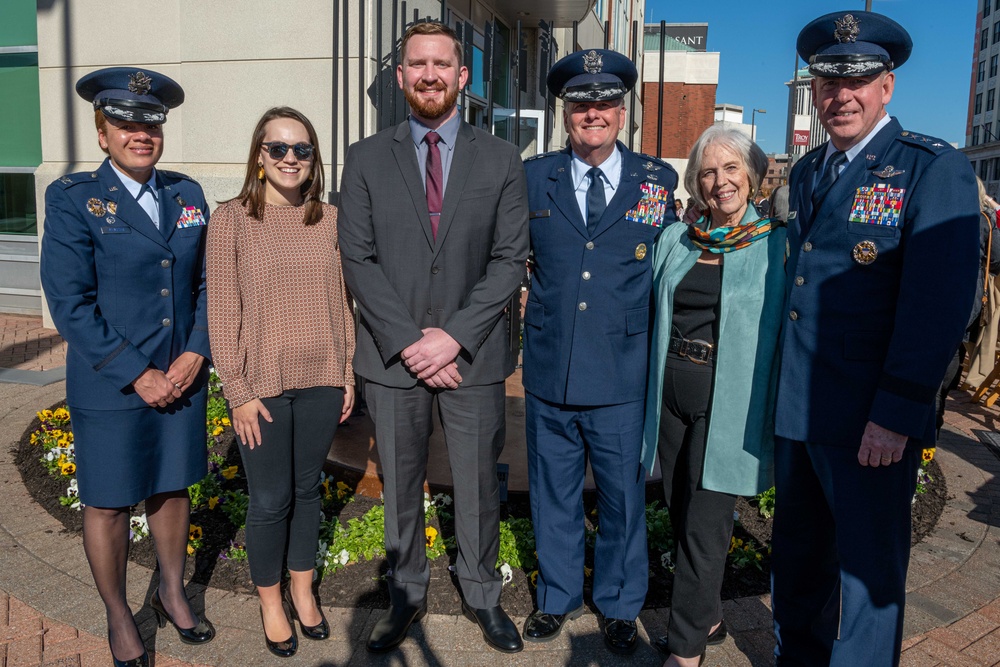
(641, 25, 719, 200)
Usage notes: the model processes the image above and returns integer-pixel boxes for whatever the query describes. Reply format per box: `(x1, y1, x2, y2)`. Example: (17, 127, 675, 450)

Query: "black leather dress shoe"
(652, 618, 728, 655)
(366, 603, 427, 653)
(603, 618, 638, 655)
(522, 605, 585, 642)
(461, 602, 523, 653)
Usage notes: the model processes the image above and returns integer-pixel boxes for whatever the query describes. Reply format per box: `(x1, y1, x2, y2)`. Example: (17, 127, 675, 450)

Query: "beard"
(404, 82, 460, 120)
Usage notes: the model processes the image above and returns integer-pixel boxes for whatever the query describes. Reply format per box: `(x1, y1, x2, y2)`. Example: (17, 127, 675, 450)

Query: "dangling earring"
(257, 163, 265, 181)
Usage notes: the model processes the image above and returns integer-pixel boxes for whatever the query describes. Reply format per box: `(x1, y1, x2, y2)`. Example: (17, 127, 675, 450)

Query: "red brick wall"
(640, 82, 717, 159)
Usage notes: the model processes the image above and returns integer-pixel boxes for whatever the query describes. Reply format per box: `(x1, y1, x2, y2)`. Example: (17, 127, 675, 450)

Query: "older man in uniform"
(771, 12, 980, 666)
(521, 49, 678, 654)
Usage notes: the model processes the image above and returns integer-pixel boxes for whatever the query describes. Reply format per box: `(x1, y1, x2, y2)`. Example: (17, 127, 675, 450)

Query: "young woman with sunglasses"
(207, 107, 355, 657)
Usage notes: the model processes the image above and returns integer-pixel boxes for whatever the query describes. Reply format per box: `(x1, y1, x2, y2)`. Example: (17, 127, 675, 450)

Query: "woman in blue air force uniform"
(40, 68, 214, 667)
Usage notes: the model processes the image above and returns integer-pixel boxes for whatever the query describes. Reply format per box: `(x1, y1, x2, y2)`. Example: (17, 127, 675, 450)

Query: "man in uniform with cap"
(41, 68, 213, 666)
(520, 48, 678, 654)
(772, 12, 979, 666)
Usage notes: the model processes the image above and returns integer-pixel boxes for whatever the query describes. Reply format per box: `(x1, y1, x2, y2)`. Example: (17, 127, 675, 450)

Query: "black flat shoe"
(260, 606, 297, 658)
(150, 590, 214, 645)
(462, 602, 523, 653)
(603, 617, 638, 655)
(366, 603, 427, 653)
(652, 618, 728, 655)
(283, 585, 330, 640)
(522, 605, 585, 642)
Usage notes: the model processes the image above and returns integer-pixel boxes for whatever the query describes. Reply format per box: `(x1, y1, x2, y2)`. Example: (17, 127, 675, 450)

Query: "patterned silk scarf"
(687, 215, 774, 254)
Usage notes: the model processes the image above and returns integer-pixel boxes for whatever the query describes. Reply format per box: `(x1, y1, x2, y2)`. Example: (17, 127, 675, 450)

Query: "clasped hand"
(132, 352, 204, 408)
(401, 328, 463, 389)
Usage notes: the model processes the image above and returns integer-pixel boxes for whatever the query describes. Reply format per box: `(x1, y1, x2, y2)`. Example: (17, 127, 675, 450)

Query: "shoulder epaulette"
(898, 130, 953, 154)
(525, 150, 561, 162)
(157, 169, 196, 183)
(637, 153, 676, 173)
(52, 171, 99, 189)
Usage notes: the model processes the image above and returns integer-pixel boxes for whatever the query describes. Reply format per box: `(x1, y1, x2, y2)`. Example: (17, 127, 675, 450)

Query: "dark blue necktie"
(812, 151, 847, 208)
(586, 167, 606, 232)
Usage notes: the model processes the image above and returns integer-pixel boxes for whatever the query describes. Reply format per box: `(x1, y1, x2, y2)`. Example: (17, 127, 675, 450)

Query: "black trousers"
(236, 386, 344, 586)
(657, 355, 736, 659)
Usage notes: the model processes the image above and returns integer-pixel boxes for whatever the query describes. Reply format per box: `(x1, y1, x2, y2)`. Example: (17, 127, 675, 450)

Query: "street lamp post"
(751, 108, 767, 143)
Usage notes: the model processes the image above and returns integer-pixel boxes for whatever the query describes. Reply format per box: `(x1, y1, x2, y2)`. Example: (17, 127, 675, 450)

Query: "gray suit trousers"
(365, 381, 505, 609)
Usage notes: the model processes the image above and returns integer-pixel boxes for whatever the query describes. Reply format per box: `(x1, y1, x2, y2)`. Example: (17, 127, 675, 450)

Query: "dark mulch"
(14, 402, 946, 615)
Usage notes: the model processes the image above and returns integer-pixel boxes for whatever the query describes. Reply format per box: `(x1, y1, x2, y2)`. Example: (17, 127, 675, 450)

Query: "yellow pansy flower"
(221, 466, 238, 480)
(208, 497, 219, 510)
(425, 526, 438, 548)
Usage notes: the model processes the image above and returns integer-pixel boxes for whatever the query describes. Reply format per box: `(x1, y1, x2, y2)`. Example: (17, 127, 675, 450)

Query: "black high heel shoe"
(283, 585, 330, 640)
(150, 589, 215, 644)
(110, 645, 149, 667)
(260, 605, 298, 657)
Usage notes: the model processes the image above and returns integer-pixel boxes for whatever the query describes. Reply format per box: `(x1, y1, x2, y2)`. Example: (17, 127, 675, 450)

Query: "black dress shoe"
(461, 602, 523, 653)
(283, 586, 330, 640)
(652, 618, 728, 655)
(603, 617, 638, 655)
(366, 603, 427, 653)
(522, 605, 585, 642)
(150, 590, 215, 644)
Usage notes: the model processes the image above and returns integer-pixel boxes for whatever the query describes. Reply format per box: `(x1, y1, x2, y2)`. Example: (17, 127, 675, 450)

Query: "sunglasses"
(261, 141, 315, 161)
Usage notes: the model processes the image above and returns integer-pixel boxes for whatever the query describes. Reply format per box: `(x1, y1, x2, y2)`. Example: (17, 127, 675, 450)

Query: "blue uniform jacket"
(41, 159, 211, 410)
(522, 143, 678, 406)
(776, 118, 980, 446)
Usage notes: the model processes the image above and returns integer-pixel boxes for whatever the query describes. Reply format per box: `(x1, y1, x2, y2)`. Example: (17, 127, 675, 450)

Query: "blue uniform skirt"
(70, 384, 208, 508)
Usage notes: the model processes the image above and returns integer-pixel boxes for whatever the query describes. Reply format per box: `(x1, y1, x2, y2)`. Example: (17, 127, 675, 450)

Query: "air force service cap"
(547, 49, 637, 102)
(76, 67, 185, 125)
(797, 11, 912, 78)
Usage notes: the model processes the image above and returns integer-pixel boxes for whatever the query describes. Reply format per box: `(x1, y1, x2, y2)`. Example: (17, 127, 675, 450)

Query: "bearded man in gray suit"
(338, 21, 529, 656)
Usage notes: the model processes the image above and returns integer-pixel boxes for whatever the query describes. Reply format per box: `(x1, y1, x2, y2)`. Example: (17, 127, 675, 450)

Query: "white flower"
(45, 451, 56, 461)
(423, 492, 432, 512)
(433, 493, 453, 507)
(66, 479, 78, 497)
(660, 552, 675, 572)
(499, 563, 513, 585)
(129, 514, 149, 542)
(338, 549, 350, 566)
(733, 510, 740, 522)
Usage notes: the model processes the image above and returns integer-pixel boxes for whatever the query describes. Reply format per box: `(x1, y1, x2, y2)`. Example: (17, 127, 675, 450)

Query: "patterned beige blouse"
(207, 200, 355, 408)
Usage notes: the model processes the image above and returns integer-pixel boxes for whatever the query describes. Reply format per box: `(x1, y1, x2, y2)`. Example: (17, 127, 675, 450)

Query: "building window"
(989, 89, 996, 111)
(996, 0, 1000, 10)
(985, 28, 990, 50)
(980, 60, 987, 83)
(988, 0, 992, 17)
(994, 21, 1000, 44)
(974, 127, 981, 145)
(982, 160, 991, 180)
(987, 122, 994, 142)
(992, 54, 999, 77)
(993, 157, 1000, 179)
(978, 92, 984, 114)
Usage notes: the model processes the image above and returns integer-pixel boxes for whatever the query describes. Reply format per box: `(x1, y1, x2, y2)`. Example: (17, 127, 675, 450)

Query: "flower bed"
(16, 373, 946, 616)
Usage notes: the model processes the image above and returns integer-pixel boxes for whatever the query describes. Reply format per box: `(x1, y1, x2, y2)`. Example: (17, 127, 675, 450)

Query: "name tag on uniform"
(529, 209, 550, 219)
(849, 184, 904, 227)
(176, 206, 207, 228)
(626, 183, 670, 228)
(100, 225, 131, 234)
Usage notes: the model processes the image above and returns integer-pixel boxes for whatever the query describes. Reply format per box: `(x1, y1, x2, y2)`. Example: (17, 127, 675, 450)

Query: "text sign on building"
(792, 130, 810, 146)
(792, 113, 811, 146)
(664, 24, 708, 52)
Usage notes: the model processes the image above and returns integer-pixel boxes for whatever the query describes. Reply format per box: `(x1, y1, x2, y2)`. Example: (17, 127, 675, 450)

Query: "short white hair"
(684, 125, 769, 213)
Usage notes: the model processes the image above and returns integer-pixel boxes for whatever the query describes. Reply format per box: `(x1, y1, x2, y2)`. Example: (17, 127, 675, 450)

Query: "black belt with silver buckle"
(668, 335, 715, 364)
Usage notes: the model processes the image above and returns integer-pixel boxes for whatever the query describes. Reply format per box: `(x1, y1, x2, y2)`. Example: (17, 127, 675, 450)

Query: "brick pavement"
(0, 314, 66, 372)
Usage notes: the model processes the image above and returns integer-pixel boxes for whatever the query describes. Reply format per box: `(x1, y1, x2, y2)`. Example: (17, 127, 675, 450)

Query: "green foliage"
(221, 489, 249, 528)
(754, 487, 776, 519)
(498, 517, 537, 571)
(727, 536, 765, 571)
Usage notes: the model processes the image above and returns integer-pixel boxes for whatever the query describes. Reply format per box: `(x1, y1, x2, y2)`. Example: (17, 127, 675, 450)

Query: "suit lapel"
(592, 146, 643, 238)
(97, 161, 169, 250)
(435, 122, 477, 251)
(809, 118, 900, 237)
(390, 121, 435, 250)
(158, 172, 180, 243)
(546, 150, 588, 239)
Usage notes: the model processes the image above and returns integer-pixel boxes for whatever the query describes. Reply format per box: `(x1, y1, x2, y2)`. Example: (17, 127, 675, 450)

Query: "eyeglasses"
(261, 141, 315, 161)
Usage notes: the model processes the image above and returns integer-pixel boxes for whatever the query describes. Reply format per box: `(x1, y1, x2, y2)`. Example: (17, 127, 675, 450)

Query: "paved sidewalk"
(1, 315, 1000, 665)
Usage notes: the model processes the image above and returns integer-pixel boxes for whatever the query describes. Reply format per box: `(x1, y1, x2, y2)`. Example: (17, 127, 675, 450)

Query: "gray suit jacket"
(338, 119, 530, 388)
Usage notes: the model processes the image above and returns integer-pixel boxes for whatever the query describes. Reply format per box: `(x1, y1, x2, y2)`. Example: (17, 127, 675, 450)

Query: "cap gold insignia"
(874, 165, 905, 178)
(107, 201, 117, 215)
(834, 14, 860, 44)
(86, 198, 106, 217)
(635, 243, 647, 260)
(128, 71, 153, 95)
(852, 240, 877, 265)
(583, 50, 603, 74)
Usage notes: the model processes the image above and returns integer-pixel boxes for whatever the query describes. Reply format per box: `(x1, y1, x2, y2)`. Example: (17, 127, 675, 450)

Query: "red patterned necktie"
(425, 131, 443, 240)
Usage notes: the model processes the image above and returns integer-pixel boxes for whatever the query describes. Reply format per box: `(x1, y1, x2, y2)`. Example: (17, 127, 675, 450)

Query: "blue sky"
(646, 0, 978, 153)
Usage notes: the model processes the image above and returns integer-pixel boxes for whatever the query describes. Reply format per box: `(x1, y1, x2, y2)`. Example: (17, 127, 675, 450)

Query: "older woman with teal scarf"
(643, 126, 785, 667)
